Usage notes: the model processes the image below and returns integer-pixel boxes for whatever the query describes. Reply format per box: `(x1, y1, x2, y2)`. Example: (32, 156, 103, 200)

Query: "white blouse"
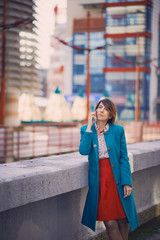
(95, 122, 109, 159)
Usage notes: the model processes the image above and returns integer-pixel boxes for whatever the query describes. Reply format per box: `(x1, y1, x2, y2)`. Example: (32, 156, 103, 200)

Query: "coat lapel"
(104, 124, 113, 147)
(104, 124, 114, 160)
(91, 122, 99, 160)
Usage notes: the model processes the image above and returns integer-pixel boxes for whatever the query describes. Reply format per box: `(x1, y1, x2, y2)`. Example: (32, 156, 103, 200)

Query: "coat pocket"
(88, 166, 97, 188)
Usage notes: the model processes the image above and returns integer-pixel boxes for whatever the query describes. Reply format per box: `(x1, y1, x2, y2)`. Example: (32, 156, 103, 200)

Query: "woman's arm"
(79, 126, 93, 155)
(79, 112, 96, 155)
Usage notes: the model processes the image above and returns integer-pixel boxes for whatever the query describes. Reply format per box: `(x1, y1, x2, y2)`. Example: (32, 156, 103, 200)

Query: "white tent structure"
(71, 95, 87, 121)
(19, 93, 42, 122)
(44, 87, 72, 122)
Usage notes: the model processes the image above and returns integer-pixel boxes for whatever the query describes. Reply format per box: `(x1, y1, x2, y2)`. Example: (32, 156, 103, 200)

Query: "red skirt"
(96, 158, 126, 221)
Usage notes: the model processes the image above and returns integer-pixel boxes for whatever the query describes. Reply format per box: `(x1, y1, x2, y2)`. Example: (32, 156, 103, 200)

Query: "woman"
(79, 98, 139, 240)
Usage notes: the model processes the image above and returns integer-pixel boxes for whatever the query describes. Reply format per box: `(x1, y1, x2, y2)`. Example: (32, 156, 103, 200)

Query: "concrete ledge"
(0, 141, 160, 213)
(0, 153, 88, 213)
(128, 141, 160, 172)
(0, 141, 160, 240)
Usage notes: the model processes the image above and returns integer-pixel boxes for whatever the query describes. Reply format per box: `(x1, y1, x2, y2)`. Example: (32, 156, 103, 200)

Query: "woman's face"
(96, 102, 111, 121)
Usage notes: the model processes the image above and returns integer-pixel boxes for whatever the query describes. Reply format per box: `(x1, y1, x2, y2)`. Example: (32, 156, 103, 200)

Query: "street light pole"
(135, 36, 140, 121)
(86, 11, 90, 120)
(0, 0, 6, 124)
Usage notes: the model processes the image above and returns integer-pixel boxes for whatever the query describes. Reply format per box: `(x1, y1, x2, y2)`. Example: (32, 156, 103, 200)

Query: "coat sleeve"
(119, 127, 132, 187)
(79, 126, 93, 155)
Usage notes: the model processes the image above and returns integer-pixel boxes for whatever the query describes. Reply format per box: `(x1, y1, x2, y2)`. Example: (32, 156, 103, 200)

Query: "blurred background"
(0, 0, 160, 162)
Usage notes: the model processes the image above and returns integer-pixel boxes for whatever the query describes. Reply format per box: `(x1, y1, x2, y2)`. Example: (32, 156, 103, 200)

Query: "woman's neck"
(96, 120, 108, 132)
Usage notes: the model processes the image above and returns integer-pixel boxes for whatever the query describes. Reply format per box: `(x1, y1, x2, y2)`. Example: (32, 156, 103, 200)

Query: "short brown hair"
(95, 98, 117, 124)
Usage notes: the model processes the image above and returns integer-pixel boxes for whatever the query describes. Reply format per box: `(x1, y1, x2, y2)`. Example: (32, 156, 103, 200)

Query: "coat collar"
(91, 121, 113, 134)
(94, 121, 109, 133)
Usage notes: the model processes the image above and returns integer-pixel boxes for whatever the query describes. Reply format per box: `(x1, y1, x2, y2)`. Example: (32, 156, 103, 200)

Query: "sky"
(36, 0, 67, 69)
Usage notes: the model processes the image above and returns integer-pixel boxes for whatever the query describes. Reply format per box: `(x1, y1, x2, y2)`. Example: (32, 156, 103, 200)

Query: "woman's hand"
(123, 185, 132, 198)
(87, 112, 96, 131)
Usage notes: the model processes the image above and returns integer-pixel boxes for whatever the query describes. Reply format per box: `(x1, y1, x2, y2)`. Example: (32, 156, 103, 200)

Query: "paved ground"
(128, 216, 160, 240)
(143, 228, 160, 240)
(92, 218, 160, 240)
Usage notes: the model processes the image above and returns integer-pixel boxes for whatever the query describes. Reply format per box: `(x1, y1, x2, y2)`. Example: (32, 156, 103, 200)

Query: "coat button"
(108, 147, 111, 151)
(112, 165, 115, 168)
(116, 182, 119, 185)
(93, 144, 97, 147)
(97, 161, 99, 165)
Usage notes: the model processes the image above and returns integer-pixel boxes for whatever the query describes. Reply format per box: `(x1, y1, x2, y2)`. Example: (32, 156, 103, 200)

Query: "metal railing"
(123, 121, 160, 144)
(0, 121, 160, 163)
(0, 122, 84, 163)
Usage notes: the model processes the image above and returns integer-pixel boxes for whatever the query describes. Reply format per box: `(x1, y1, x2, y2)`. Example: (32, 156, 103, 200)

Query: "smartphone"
(94, 110, 97, 121)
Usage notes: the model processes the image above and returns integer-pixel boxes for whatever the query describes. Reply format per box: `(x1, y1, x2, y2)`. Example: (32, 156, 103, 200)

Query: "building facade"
(65, 0, 105, 98)
(157, 14, 160, 119)
(104, 0, 152, 120)
(67, 0, 160, 121)
(0, 0, 42, 95)
(0, 0, 42, 124)
(72, 18, 105, 94)
(149, 0, 160, 121)
(46, 5, 67, 97)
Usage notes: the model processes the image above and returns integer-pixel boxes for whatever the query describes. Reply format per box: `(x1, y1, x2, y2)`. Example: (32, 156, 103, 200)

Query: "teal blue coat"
(79, 122, 139, 232)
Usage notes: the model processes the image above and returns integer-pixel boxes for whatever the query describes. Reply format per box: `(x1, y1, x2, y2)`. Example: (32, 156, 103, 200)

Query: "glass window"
(90, 32, 105, 50)
(73, 31, 106, 93)
(106, 5, 146, 27)
(106, 0, 145, 2)
(126, 37, 136, 45)
(74, 55, 86, 64)
(106, 36, 150, 67)
(157, 104, 160, 120)
(91, 74, 105, 93)
(146, 6, 152, 32)
(158, 75, 160, 97)
(127, 0, 144, 1)
(74, 44, 85, 55)
(90, 54, 105, 73)
(74, 75, 85, 85)
(106, 14, 126, 26)
(74, 64, 85, 75)
(126, 13, 138, 25)
(105, 72, 125, 81)
(105, 71, 149, 109)
(158, 16, 160, 97)
(74, 33, 86, 45)
(106, 0, 126, 2)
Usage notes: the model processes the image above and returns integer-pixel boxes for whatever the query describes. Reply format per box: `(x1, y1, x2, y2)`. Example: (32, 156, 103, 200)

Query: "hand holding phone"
(87, 111, 96, 131)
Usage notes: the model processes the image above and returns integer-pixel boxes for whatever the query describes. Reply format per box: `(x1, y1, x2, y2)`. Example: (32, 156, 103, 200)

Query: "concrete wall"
(0, 141, 160, 240)
(150, 0, 160, 121)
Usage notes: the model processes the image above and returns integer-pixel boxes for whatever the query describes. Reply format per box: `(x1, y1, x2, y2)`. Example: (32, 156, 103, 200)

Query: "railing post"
(47, 125, 49, 156)
(17, 127, 20, 161)
(6, 126, 14, 163)
(4, 127, 7, 163)
(32, 125, 35, 158)
(70, 123, 73, 152)
(58, 123, 62, 154)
